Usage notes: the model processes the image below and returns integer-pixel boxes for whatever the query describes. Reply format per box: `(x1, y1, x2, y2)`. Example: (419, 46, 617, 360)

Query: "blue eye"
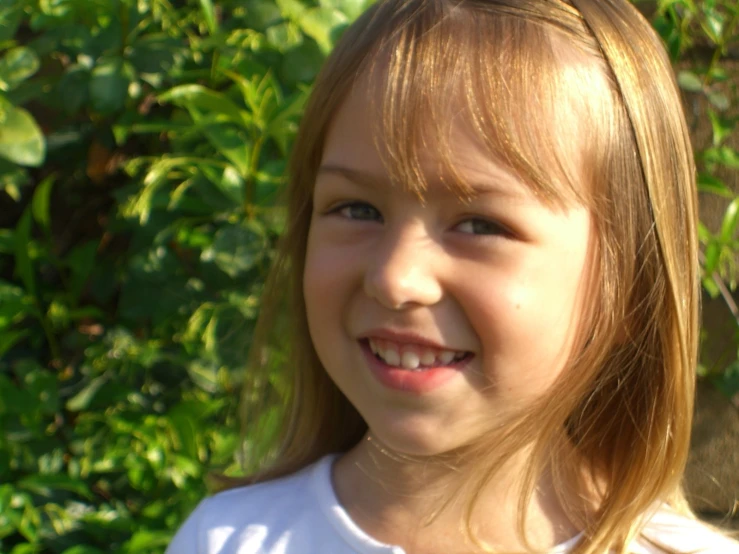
(335, 202, 383, 222)
(456, 218, 508, 236)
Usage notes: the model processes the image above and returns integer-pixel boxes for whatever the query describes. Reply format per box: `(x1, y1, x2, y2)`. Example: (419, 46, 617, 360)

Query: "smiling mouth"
(364, 338, 471, 371)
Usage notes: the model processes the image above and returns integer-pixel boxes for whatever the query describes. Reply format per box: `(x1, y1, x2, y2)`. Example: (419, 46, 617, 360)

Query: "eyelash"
(455, 218, 511, 237)
(327, 201, 511, 237)
(330, 201, 383, 222)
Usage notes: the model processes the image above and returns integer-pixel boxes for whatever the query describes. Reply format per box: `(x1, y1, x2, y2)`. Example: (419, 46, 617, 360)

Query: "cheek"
(303, 229, 361, 342)
(305, 233, 350, 301)
(304, 235, 332, 323)
(462, 273, 587, 391)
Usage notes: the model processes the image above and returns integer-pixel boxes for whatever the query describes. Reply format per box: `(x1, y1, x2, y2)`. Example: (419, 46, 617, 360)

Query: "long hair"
(236, 1, 699, 552)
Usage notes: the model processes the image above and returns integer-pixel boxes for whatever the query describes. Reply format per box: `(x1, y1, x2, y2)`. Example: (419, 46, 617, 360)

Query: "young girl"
(167, 0, 739, 552)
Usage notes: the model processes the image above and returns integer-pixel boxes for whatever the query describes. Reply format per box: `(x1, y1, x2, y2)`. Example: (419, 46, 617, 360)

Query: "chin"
(366, 427, 468, 459)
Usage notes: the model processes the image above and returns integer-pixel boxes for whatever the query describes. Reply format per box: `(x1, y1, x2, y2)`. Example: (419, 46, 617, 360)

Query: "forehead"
(320, 82, 535, 202)
(321, 59, 610, 210)
(313, 7, 616, 209)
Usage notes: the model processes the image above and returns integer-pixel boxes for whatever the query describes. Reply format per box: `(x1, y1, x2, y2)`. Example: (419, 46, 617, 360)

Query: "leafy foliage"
(0, 0, 736, 551)
(0, 0, 366, 551)
(653, 0, 739, 388)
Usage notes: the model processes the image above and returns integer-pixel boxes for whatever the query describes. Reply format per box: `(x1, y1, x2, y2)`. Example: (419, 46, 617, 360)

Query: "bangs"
(354, 0, 617, 208)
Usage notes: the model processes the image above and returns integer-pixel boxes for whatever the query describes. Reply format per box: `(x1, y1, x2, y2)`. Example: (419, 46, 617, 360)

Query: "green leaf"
(704, 240, 720, 274)
(14, 209, 36, 297)
(0, 47, 40, 91)
(31, 174, 54, 230)
(702, 146, 739, 170)
(701, 9, 725, 44)
(267, 88, 308, 155)
(61, 547, 106, 554)
(124, 157, 181, 223)
(0, 228, 14, 253)
(281, 40, 325, 85)
(717, 147, 739, 169)
(10, 545, 39, 554)
(199, 163, 244, 207)
(255, 159, 286, 204)
(167, 404, 200, 459)
(0, 279, 30, 328)
(1, 182, 20, 200)
(0, 4, 23, 43)
(66, 374, 108, 412)
(707, 90, 729, 111)
(16, 497, 39, 542)
(708, 65, 729, 83)
(0, 329, 29, 357)
(276, 0, 308, 20)
(697, 221, 711, 244)
(198, 0, 218, 34)
(708, 109, 735, 147)
(298, 7, 348, 54)
(197, 122, 251, 178)
(23, 368, 59, 415)
(720, 198, 739, 243)
(677, 70, 703, 92)
(203, 222, 268, 278)
(223, 69, 280, 127)
(709, 360, 739, 399)
(697, 173, 732, 197)
(38, 0, 74, 18)
(160, 84, 251, 129)
(266, 21, 303, 52)
(0, 374, 23, 415)
(122, 530, 172, 551)
(319, 0, 370, 21)
(89, 59, 130, 114)
(0, 104, 45, 166)
(17, 474, 92, 500)
(56, 65, 91, 115)
(65, 240, 98, 304)
(160, 88, 254, 174)
(246, 0, 283, 31)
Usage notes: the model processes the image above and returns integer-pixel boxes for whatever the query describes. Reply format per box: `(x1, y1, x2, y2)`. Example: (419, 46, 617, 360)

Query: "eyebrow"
(317, 164, 527, 199)
(317, 165, 387, 189)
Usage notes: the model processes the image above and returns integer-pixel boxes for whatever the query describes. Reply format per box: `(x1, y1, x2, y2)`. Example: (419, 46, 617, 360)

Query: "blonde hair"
(236, 0, 700, 552)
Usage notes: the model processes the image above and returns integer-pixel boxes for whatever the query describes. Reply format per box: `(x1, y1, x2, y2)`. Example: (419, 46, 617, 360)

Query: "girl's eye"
(333, 202, 383, 222)
(455, 218, 509, 236)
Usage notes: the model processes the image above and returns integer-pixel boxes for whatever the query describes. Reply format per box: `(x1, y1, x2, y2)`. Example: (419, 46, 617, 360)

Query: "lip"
(359, 339, 467, 394)
(359, 328, 457, 351)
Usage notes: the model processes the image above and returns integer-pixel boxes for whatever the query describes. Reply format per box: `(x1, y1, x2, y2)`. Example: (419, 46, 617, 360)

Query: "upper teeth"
(368, 338, 466, 370)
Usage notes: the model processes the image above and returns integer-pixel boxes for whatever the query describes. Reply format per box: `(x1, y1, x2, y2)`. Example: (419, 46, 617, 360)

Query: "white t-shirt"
(165, 455, 739, 554)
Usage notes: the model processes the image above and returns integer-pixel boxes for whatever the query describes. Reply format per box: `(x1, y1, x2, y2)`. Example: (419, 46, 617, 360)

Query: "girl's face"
(304, 83, 594, 456)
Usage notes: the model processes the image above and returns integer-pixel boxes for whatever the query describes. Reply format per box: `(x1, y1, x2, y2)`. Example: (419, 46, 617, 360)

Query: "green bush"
(0, 0, 736, 552)
(0, 0, 366, 551)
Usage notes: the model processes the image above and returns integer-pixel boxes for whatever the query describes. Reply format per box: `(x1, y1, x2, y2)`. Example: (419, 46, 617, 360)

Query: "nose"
(363, 230, 443, 310)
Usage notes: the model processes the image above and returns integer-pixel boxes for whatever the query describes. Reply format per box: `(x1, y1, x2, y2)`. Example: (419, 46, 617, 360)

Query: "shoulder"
(633, 506, 739, 554)
(165, 455, 339, 554)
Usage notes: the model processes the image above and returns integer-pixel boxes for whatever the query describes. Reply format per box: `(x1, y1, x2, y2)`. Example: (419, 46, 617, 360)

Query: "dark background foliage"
(0, 0, 736, 552)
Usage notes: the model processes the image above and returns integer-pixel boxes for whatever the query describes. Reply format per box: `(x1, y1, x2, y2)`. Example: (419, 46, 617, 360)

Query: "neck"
(332, 433, 583, 554)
